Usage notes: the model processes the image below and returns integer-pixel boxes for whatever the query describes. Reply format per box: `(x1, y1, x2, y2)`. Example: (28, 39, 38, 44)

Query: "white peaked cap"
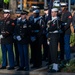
(61, 3, 67, 6)
(33, 9, 40, 13)
(51, 8, 58, 12)
(3, 9, 12, 13)
(31, 6, 39, 9)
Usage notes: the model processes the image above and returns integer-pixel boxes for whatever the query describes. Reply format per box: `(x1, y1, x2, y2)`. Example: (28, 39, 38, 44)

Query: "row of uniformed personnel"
(46, 3, 72, 72)
(0, 8, 46, 71)
(0, 3, 72, 72)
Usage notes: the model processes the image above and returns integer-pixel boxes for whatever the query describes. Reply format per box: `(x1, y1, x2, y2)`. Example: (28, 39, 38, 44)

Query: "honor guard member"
(30, 9, 45, 68)
(60, 3, 72, 63)
(14, 10, 30, 71)
(29, 6, 40, 64)
(42, 7, 49, 61)
(47, 8, 61, 72)
(0, 9, 15, 70)
(13, 9, 21, 67)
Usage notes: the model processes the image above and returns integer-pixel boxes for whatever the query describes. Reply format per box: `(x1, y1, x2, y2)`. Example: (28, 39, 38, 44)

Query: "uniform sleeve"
(40, 19, 45, 29)
(38, 19, 45, 36)
(7, 19, 15, 34)
(13, 20, 18, 36)
(27, 20, 31, 37)
(2, 19, 15, 38)
(64, 12, 72, 31)
(0, 20, 2, 34)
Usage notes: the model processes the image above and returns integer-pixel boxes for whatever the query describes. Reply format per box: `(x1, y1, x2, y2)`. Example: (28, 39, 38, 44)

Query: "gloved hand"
(16, 36, 22, 41)
(13, 35, 16, 40)
(0, 35, 3, 39)
(47, 38, 50, 45)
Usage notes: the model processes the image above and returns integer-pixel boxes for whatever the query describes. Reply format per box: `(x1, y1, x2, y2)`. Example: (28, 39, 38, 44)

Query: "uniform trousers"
(30, 38, 42, 67)
(49, 33, 59, 63)
(14, 40, 19, 66)
(1, 44, 14, 67)
(60, 34, 71, 61)
(42, 35, 49, 60)
(17, 43, 29, 70)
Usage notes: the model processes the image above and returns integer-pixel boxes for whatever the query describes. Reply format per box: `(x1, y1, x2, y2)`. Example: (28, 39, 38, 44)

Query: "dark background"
(0, 0, 3, 8)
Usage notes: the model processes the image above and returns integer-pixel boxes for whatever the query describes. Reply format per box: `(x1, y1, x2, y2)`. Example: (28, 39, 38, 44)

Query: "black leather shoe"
(59, 60, 67, 70)
(24, 67, 29, 71)
(36, 66, 42, 69)
(31, 65, 36, 69)
(15, 64, 19, 67)
(31, 65, 42, 69)
(7, 67, 14, 70)
(16, 67, 24, 71)
(0, 66, 6, 69)
(30, 59, 33, 64)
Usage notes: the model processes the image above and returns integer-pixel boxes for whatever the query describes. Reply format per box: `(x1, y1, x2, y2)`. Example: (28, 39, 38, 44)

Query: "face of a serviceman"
(51, 11, 57, 17)
(21, 14, 27, 19)
(33, 13, 39, 18)
(4, 13, 10, 18)
(44, 10, 49, 14)
(15, 14, 21, 18)
(61, 7, 65, 11)
(61, 6, 67, 12)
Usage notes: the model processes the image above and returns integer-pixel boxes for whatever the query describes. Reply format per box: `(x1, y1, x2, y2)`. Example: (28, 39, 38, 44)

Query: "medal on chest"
(6, 21, 10, 25)
(23, 24, 27, 28)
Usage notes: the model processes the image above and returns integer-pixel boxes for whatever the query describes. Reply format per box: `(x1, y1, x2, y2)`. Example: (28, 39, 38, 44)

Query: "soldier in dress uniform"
(42, 7, 49, 61)
(60, 3, 72, 63)
(14, 10, 30, 71)
(29, 6, 40, 64)
(13, 9, 21, 67)
(0, 9, 15, 70)
(47, 8, 61, 72)
(30, 9, 45, 68)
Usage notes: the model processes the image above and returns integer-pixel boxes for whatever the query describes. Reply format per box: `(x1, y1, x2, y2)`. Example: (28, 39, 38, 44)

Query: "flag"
(48, 0, 53, 20)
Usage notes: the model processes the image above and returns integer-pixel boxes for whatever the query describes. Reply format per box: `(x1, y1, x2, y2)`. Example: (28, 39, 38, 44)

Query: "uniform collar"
(46, 14, 48, 16)
(52, 17, 58, 21)
(34, 16, 41, 23)
(22, 19, 26, 22)
(17, 17, 21, 20)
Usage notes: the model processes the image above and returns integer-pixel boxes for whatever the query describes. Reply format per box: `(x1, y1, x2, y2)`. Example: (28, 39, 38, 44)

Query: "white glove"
(47, 38, 50, 45)
(13, 36, 16, 40)
(16, 36, 22, 41)
(47, 40, 50, 45)
(0, 35, 3, 39)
